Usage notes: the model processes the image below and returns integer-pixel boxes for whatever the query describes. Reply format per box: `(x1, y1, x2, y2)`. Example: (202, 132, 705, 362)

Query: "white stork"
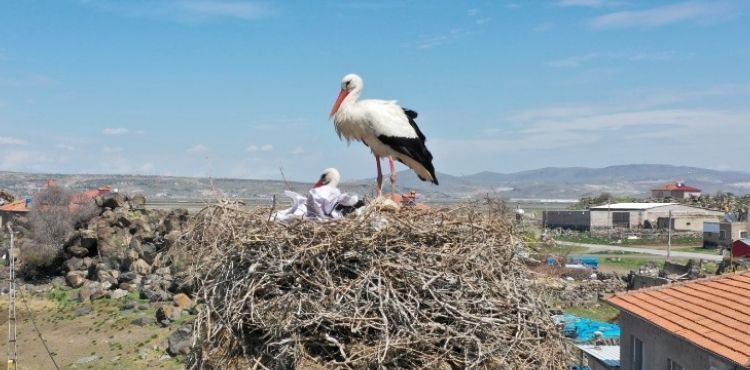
(328, 73, 438, 197)
(313, 168, 341, 188)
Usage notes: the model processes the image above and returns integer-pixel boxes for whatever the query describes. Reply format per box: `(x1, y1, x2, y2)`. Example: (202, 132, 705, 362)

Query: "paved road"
(556, 241, 724, 262)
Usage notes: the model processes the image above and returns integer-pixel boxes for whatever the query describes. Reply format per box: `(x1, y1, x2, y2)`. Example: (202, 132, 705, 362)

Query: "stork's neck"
(339, 88, 361, 112)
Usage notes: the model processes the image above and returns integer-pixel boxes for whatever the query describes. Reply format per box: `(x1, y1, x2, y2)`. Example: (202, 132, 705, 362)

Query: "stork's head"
(313, 168, 341, 188)
(329, 73, 363, 118)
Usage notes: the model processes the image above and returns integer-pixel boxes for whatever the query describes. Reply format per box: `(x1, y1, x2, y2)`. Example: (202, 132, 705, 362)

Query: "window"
(720, 230, 727, 240)
(632, 336, 644, 370)
(668, 358, 684, 370)
(741, 231, 748, 239)
(613, 212, 630, 228)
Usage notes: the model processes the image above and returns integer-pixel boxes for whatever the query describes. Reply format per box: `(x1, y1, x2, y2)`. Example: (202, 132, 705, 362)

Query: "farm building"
(703, 221, 748, 248)
(608, 271, 750, 370)
(590, 203, 724, 232)
(0, 198, 31, 228)
(542, 210, 590, 231)
(651, 181, 702, 199)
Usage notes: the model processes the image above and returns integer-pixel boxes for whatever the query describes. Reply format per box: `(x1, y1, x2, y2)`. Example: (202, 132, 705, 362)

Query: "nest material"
(179, 202, 571, 369)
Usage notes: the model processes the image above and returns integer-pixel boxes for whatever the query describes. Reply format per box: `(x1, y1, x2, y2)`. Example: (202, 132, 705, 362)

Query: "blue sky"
(1, 0, 749, 182)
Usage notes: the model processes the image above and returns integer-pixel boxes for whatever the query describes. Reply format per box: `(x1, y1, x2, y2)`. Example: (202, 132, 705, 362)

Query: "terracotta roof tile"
(0, 200, 30, 213)
(607, 271, 750, 366)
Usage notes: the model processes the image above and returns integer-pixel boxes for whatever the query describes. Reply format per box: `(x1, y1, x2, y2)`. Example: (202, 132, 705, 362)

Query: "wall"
(619, 312, 743, 370)
(585, 355, 618, 370)
(704, 222, 748, 248)
(644, 205, 724, 232)
(543, 210, 590, 231)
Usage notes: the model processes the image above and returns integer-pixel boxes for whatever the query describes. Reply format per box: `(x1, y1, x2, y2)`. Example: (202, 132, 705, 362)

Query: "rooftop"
(0, 200, 30, 213)
(652, 182, 702, 192)
(590, 202, 676, 210)
(607, 271, 750, 366)
(576, 345, 620, 367)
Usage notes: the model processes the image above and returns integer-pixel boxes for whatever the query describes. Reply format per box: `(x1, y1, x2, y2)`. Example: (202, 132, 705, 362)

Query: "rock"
(119, 282, 138, 292)
(140, 243, 158, 264)
(154, 267, 171, 276)
(130, 194, 146, 209)
(64, 257, 84, 272)
(110, 289, 128, 299)
(156, 305, 182, 322)
(90, 289, 107, 300)
(100, 281, 113, 290)
(131, 317, 155, 326)
(126, 248, 140, 262)
(173, 293, 192, 309)
(67, 245, 90, 258)
(75, 306, 92, 316)
(102, 193, 128, 209)
(137, 304, 149, 311)
(121, 301, 137, 310)
(96, 269, 119, 285)
(82, 257, 94, 269)
(119, 271, 138, 283)
(162, 209, 189, 234)
(141, 287, 171, 302)
(167, 326, 193, 356)
(130, 259, 151, 275)
(66, 271, 87, 288)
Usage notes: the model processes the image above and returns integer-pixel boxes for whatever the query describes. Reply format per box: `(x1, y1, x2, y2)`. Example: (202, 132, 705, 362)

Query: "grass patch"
(599, 257, 665, 271)
(557, 232, 702, 247)
(564, 305, 620, 322)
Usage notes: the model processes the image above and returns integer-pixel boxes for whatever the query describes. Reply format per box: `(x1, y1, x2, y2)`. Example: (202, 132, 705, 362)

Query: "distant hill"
(2, 164, 750, 201)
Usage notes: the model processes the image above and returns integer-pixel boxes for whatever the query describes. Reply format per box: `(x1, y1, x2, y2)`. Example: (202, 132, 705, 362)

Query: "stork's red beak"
(313, 180, 325, 188)
(329, 89, 349, 118)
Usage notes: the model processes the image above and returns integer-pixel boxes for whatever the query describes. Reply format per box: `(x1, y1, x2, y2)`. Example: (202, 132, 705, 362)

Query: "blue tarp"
(555, 314, 620, 343)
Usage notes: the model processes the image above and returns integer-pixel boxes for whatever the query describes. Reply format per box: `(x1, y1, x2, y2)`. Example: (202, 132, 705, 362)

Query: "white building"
(590, 203, 724, 232)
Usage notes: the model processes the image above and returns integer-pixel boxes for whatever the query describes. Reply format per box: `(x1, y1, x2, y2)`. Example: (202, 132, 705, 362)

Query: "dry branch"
(176, 201, 571, 369)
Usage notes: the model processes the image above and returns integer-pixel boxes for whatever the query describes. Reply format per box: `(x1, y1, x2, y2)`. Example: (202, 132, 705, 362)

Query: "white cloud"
(475, 17, 491, 25)
(548, 51, 673, 68)
(467, 8, 480, 17)
(590, 1, 743, 29)
(188, 144, 210, 153)
(0, 136, 28, 145)
(102, 127, 129, 135)
(139, 162, 155, 173)
(55, 143, 75, 151)
(246, 144, 273, 152)
(291, 146, 305, 155)
(0, 150, 48, 170)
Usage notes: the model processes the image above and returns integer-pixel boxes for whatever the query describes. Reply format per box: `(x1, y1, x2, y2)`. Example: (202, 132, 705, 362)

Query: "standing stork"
(328, 73, 438, 197)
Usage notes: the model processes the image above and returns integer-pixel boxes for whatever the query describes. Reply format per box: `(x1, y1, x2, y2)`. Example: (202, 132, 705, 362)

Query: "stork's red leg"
(375, 155, 383, 197)
(388, 156, 397, 200)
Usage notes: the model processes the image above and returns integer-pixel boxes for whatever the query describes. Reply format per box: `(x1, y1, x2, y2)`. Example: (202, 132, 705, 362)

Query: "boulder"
(96, 269, 119, 285)
(102, 193, 128, 209)
(140, 243, 158, 264)
(66, 271, 87, 288)
(130, 259, 151, 275)
(64, 257, 84, 272)
(130, 194, 146, 209)
(119, 271, 139, 283)
(156, 305, 182, 322)
(141, 287, 171, 302)
(173, 293, 192, 309)
(110, 289, 129, 299)
(67, 245, 89, 258)
(75, 306, 92, 317)
(90, 289, 107, 300)
(121, 301, 137, 310)
(119, 282, 138, 292)
(167, 326, 193, 356)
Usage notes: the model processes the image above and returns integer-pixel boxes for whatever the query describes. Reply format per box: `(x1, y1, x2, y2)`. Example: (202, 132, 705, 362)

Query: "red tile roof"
(652, 182, 702, 192)
(607, 271, 750, 366)
(0, 200, 30, 213)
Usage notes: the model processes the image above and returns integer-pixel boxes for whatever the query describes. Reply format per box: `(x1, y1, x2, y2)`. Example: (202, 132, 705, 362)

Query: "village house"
(589, 203, 724, 232)
(651, 182, 702, 199)
(0, 198, 31, 228)
(704, 221, 749, 248)
(607, 271, 750, 370)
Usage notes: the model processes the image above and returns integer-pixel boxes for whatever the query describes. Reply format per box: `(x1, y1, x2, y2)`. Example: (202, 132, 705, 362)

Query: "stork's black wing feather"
(377, 134, 438, 185)
(402, 108, 426, 142)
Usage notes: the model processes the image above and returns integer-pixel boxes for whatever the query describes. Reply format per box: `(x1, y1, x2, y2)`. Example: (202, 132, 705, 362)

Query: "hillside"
(2, 164, 750, 200)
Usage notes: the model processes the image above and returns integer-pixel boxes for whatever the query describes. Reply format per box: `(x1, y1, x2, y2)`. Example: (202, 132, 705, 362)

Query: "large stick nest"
(177, 201, 571, 369)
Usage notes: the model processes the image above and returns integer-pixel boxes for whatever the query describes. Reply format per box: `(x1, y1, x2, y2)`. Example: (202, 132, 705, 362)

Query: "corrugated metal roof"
(590, 202, 676, 210)
(576, 345, 620, 366)
(607, 271, 750, 366)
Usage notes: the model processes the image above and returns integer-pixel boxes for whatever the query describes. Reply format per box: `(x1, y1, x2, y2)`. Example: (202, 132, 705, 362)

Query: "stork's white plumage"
(329, 73, 438, 196)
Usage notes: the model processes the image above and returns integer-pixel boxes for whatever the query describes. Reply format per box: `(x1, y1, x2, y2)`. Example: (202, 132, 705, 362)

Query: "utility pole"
(667, 210, 673, 262)
(6, 224, 17, 370)
(607, 201, 611, 239)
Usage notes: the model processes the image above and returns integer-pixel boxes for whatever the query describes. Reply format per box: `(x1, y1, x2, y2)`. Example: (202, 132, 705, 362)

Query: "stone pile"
(60, 193, 191, 304)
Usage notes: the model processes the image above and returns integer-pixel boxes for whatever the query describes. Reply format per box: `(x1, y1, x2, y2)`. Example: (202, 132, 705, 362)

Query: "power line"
(6, 225, 17, 370)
